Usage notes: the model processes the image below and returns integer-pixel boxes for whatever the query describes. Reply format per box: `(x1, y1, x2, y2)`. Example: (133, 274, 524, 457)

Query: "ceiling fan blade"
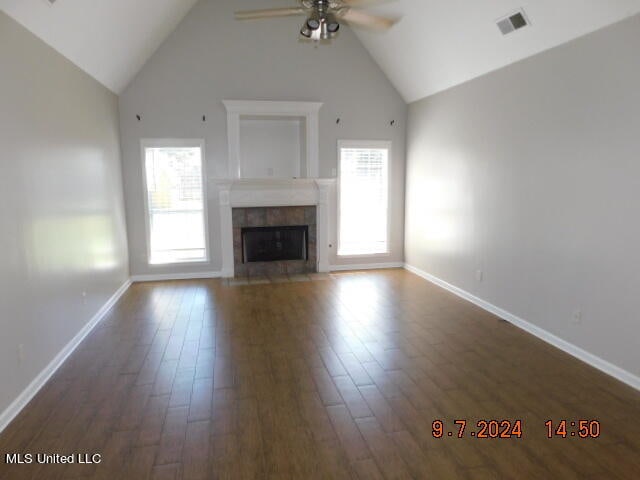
(235, 7, 306, 20)
(339, 8, 399, 30)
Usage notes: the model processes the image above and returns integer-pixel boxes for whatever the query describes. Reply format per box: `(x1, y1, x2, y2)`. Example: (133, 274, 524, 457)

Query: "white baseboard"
(404, 263, 640, 392)
(0, 279, 132, 434)
(330, 262, 404, 272)
(131, 271, 222, 282)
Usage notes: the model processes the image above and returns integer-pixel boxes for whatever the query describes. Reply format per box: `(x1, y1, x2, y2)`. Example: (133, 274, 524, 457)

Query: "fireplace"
(216, 179, 334, 277)
(242, 225, 308, 263)
(232, 205, 317, 276)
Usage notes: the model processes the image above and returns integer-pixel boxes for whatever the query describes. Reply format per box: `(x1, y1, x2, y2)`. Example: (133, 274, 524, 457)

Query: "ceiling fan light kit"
(235, 0, 397, 42)
(320, 21, 331, 40)
(300, 24, 314, 38)
(306, 9, 322, 30)
(325, 13, 340, 33)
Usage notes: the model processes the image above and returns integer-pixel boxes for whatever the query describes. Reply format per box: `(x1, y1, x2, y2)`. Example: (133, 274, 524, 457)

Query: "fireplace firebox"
(242, 225, 308, 263)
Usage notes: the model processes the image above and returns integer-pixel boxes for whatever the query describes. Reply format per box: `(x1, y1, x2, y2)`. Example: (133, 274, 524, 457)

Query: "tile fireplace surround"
(232, 206, 316, 277)
(216, 179, 334, 278)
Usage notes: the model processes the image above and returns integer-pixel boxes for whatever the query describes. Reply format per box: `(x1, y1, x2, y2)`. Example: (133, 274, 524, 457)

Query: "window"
(338, 141, 390, 256)
(142, 140, 208, 265)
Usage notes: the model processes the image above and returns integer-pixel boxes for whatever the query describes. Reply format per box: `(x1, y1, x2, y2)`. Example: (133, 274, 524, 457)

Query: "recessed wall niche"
(223, 100, 322, 179)
(239, 115, 307, 179)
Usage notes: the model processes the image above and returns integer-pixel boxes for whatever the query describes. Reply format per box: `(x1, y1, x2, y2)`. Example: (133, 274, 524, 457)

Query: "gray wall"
(0, 12, 129, 417)
(119, 0, 407, 277)
(405, 15, 640, 377)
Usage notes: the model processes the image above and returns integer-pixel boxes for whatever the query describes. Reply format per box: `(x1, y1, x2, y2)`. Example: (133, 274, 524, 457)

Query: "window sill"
(336, 252, 391, 260)
(148, 259, 210, 267)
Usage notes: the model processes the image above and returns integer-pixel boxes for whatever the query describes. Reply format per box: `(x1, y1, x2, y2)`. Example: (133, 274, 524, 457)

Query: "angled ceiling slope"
(0, 0, 199, 93)
(354, 0, 640, 103)
(3, 1, 640, 101)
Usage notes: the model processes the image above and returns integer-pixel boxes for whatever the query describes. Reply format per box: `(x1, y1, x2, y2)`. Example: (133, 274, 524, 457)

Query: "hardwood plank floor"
(1, 269, 639, 479)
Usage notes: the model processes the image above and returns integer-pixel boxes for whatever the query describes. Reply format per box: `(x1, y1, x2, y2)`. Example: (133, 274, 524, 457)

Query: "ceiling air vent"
(497, 9, 530, 35)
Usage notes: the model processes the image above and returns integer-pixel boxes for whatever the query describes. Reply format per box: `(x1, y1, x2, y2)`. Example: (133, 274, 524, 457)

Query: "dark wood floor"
(1, 269, 639, 479)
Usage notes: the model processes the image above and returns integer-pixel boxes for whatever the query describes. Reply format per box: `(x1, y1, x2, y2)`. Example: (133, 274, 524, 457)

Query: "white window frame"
(140, 138, 210, 266)
(337, 140, 392, 258)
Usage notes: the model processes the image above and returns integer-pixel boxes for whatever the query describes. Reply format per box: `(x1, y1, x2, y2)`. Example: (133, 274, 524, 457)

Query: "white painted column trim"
(306, 111, 320, 178)
(315, 179, 333, 273)
(226, 112, 241, 178)
(218, 181, 234, 278)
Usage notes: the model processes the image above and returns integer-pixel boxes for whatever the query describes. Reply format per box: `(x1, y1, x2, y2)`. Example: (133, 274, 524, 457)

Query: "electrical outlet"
(18, 344, 24, 364)
(475, 269, 484, 282)
(82, 291, 87, 305)
(571, 309, 583, 324)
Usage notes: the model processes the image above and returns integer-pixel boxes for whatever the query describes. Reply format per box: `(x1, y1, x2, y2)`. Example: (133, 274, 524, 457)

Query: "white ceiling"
(2, 0, 640, 100)
(354, 0, 640, 102)
(0, 0, 199, 93)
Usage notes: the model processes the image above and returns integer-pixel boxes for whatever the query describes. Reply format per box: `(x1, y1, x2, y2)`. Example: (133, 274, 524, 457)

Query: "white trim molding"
(404, 263, 640, 392)
(131, 271, 222, 282)
(331, 262, 404, 272)
(222, 100, 323, 179)
(0, 279, 132, 434)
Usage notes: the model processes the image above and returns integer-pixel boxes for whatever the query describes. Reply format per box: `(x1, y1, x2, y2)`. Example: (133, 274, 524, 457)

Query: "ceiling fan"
(235, 0, 398, 41)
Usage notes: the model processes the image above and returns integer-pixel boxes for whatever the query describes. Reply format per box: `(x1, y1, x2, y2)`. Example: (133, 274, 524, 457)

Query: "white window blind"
(338, 143, 389, 256)
(143, 142, 207, 265)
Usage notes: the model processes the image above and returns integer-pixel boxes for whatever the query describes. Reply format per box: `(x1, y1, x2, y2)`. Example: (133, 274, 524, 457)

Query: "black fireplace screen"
(242, 226, 308, 263)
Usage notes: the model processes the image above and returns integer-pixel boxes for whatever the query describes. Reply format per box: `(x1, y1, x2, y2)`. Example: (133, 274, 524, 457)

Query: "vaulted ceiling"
(2, 0, 640, 100)
(354, 0, 640, 102)
(0, 0, 199, 93)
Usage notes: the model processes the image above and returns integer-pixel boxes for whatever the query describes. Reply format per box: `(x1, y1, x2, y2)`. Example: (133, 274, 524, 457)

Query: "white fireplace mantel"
(215, 178, 335, 277)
